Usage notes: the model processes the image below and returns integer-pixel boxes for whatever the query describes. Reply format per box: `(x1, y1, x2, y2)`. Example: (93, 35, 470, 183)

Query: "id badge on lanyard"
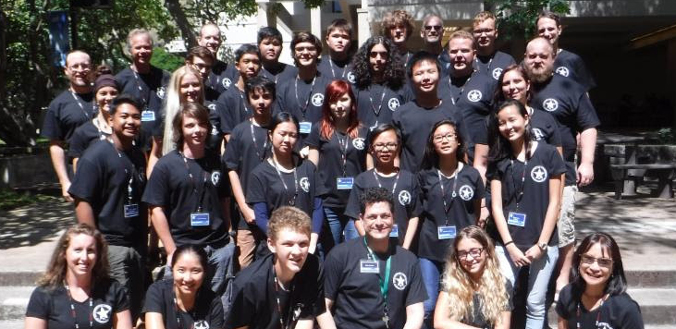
(124, 204, 140, 218)
(437, 226, 456, 240)
(507, 212, 527, 227)
(359, 259, 380, 273)
(190, 212, 211, 227)
(141, 110, 156, 122)
(299, 121, 312, 134)
(389, 224, 399, 238)
(336, 177, 354, 190)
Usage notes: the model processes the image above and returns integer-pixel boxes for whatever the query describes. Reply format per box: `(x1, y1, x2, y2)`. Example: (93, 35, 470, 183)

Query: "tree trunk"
(164, 0, 197, 49)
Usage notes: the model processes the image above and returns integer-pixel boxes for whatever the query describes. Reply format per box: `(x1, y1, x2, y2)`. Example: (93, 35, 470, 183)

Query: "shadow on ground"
(0, 200, 74, 249)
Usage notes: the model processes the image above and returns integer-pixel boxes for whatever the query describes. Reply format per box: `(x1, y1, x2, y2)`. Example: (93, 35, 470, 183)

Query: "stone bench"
(610, 163, 676, 199)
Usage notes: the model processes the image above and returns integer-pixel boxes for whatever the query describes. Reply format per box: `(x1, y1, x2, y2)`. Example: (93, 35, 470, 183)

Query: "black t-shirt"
(68, 120, 110, 159)
(529, 107, 562, 147)
(530, 74, 600, 185)
(115, 66, 171, 150)
(214, 86, 252, 135)
(142, 150, 229, 247)
(305, 124, 368, 208)
(554, 49, 597, 91)
(392, 99, 470, 173)
(223, 120, 271, 229)
(246, 159, 319, 231)
(68, 140, 148, 247)
(317, 56, 355, 83)
(259, 62, 298, 85)
(209, 59, 240, 94)
(226, 253, 326, 329)
(417, 164, 485, 263)
(41, 90, 95, 143)
(26, 280, 129, 329)
(143, 279, 224, 329)
(355, 83, 411, 130)
(344, 169, 422, 246)
(438, 70, 494, 145)
(556, 284, 644, 329)
(474, 51, 517, 82)
(486, 143, 566, 250)
(273, 72, 332, 143)
(324, 238, 428, 329)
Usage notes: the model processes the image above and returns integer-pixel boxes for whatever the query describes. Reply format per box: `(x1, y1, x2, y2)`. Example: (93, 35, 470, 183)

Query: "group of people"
(28, 8, 644, 329)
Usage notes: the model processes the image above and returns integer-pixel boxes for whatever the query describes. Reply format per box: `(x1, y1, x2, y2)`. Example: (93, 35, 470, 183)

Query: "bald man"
(199, 23, 240, 94)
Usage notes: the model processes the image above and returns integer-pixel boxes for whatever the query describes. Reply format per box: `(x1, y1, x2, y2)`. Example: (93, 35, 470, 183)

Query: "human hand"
(577, 162, 594, 187)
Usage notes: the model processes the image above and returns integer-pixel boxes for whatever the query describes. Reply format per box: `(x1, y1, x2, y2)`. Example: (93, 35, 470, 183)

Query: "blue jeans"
(419, 257, 443, 329)
(496, 244, 559, 329)
(325, 207, 358, 244)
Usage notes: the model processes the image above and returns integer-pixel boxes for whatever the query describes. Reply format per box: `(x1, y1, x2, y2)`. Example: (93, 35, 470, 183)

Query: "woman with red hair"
(307, 80, 368, 253)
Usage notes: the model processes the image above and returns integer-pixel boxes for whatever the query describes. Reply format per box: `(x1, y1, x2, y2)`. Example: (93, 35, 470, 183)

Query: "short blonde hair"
(268, 206, 312, 241)
(472, 11, 497, 28)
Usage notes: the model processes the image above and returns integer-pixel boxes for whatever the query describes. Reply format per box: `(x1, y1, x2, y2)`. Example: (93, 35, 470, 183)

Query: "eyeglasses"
(433, 133, 457, 143)
(369, 51, 388, 59)
(457, 248, 483, 260)
(425, 25, 443, 31)
(580, 254, 614, 268)
(373, 142, 398, 150)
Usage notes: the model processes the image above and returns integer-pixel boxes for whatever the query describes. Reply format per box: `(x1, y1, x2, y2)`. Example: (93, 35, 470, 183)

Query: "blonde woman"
(434, 226, 511, 329)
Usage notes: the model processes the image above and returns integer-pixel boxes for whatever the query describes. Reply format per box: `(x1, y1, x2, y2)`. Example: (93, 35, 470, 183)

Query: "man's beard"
(527, 65, 553, 84)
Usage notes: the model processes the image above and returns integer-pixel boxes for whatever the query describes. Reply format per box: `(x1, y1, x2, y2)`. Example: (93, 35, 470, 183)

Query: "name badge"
(141, 110, 156, 122)
(507, 212, 527, 227)
(336, 177, 354, 190)
(437, 226, 456, 240)
(190, 212, 211, 227)
(389, 224, 399, 238)
(123, 204, 139, 218)
(299, 121, 312, 134)
(360, 259, 380, 274)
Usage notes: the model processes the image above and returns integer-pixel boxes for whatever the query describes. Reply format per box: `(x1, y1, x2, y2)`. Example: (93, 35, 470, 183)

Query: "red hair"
(320, 80, 361, 140)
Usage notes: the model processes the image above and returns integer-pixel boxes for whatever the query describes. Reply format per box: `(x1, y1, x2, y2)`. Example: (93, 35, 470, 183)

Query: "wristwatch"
(538, 242, 548, 251)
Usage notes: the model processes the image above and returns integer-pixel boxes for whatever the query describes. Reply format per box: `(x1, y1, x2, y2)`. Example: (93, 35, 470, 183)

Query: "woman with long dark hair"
(556, 233, 643, 329)
(307, 80, 368, 250)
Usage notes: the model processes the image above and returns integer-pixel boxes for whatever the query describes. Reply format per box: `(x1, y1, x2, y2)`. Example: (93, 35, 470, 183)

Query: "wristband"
(504, 240, 514, 247)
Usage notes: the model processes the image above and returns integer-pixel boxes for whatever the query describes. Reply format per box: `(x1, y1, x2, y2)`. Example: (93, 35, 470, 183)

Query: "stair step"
(0, 287, 33, 321)
(0, 320, 24, 329)
(0, 272, 41, 287)
(626, 270, 676, 288)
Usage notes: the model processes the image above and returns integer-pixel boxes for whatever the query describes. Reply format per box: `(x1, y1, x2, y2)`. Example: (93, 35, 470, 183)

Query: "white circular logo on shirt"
(211, 171, 221, 186)
(467, 90, 482, 102)
(211, 125, 219, 136)
(392, 272, 408, 290)
(388, 98, 400, 111)
(156, 86, 166, 99)
(93, 304, 112, 324)
(555, 66, 570, 77)
(194, 320, 210, 329)
(531, 165, 548, 183)
(208, 103, 216, 111)
(311, 93, 324, 107)
(352, 138, 365, 150)
(398, 190, 411, 206)
(543, 98, 559, 112)
(222, 77, 232, 89)
(300, 177, 310, 193)
(492, 67, 503, 80)
(347, 71, 356, 83)
(532, 128, 545, 141)
(459, 185, 474, 201)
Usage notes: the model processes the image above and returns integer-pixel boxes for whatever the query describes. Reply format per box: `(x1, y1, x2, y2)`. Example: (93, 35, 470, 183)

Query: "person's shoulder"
(230, 120, 251, 136)
(610, 292, 641, 311)
(79, 140, 111, 160)
(114, 67, 133, 79)
(235, 253, 273, 285)
(534, 141, 558, 157)
(250, 160, 272, 175)
(328, 237, 361, 261)
(399, 169, 416, 180)
(460, 162, 481, 178)
(150, 65, 170, 77)
(48, 90, 73, 106)
(155, 149, 181, 167)
(550, 74, 586, 95)
(300, 158, 317, 171)
(393, 244, 419, 262)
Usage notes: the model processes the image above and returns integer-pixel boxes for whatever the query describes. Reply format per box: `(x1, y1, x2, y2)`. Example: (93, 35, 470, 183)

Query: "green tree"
(486, 0, 570, 39)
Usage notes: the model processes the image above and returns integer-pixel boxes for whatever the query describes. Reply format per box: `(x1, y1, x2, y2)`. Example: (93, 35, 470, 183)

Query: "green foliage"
(0, 188, 59, 211)
(488, 0, 570, 39)
(150, 47, 185, 72)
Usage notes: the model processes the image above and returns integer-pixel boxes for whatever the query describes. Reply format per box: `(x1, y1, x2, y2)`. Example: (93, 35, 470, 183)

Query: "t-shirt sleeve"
(142, 160, 171, 206)
(142, 281, 167, 314)
(575, 93, 600, 131)
(486, 160, 502, 181)
(223, 131, 241, 171)
(473, 170, 486, 200)
(322, 249, 343, 301)
(68, 128, 87, 158)
(546, 146, 567, 177)
(68, 157, 101, 202)
(215, 94, 228, 134)
(344, 178, 363, 219)
(409, 173, 423, 218)
(111, 281, 131, 312)
(245, 168, 267, 204)
(555, 284, 574, 319)
(305, 123, 321, 148)
(548, 117, 563, 147)
(25, 287, 51, 319)
(405, 257, 428, 306)
(41, 103, 63, 140)
(225, 279, 254, 328)
(209, 295, 225, 329)
(618, 296, 644, 329)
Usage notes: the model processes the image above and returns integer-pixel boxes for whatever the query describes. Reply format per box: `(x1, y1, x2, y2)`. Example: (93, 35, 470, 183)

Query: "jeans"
(108, 245, 145, 322)
(419, 257, 443, 329)
(496, 244, 559, 329)
(325, 207, 359, 244)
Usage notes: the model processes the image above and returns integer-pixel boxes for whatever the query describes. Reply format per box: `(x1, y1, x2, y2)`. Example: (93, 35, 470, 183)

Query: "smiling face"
(360, 201, 394, 241)
(268, 228, 310, 275)
(421, 16, 443, 45)
(198, 24, 222, 55)
(456, 237, 486, 280)
(329, 92, 352, 121)
(501, 69, 530, 104)
(109, 102, 141, 139)
(270, 121, 298, 156)
(432, 123, 459, 157)
(180, 73, 202, 103)
(448, 37, 475, 76)
(65, 52, 92, 88)
(96, 86, 119, 113)
(65, 233, 97, 277)
(410, 59, 439, 94)
(181, 114, 208, 148)
(497, 104, 529, 143)
(371, 129, 399, 166)
(293, 41, 319, 68)
(172, 251, 205, 296)
(130, 33, 153, 66)
(537, 17, 562, 46)
(579, 242, 614, 289)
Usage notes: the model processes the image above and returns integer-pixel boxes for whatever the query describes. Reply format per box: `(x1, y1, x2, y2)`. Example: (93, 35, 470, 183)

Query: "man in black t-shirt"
(317, 19, 355, 83)
(381, 10, 415, 66)
(185, 46, 219, 103)
(115, 29, 170, 152)
(199, 23, 240, 94)
(420, 14, 448, 67)
(471, 11, 516, 82)
(257, 27, 298, 84)
(324, 188, 426, 329)
(69, 95, 148, 322)
(227, 206, 334, 329)
(42, 50, 95, 203)
(524, 36, 600, 295)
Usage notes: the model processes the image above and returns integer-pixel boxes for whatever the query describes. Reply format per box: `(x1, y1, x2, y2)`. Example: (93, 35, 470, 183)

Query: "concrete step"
(0, 320, 24, 329)
(0, 287, 32, 321)
(626, 269, 676, 288)
(0, 272, 41, 287)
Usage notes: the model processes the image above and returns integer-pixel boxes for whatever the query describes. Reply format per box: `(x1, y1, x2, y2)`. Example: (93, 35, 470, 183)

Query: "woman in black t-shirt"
(70, 66, 118, 170)
(556, 233, 643, 329)
(434, 226, 511, 329)
(307, 80, 367, 250)
(25, 224, 132, 329)
(144, 245, 224, 329)
(487, 99, 565, 329)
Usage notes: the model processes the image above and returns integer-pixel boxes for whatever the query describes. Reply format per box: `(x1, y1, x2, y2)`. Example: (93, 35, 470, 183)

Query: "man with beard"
(42, 50, 95, 202)
(471, 11, 515, 83)
(115, 29, 170, 152)
(199, 23, 240, 94)
(524, 37, 600, 297)
(536, 11, 596, 91)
